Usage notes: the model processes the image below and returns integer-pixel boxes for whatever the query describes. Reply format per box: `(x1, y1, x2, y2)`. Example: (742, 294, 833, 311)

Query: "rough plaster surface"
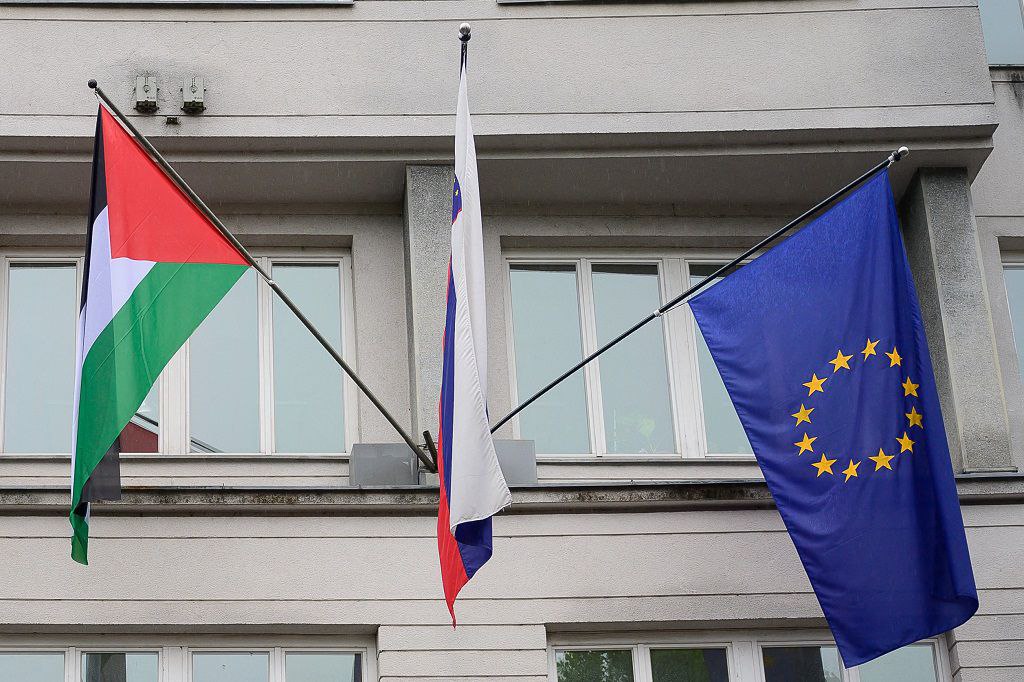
(901, 169, 1015, 472)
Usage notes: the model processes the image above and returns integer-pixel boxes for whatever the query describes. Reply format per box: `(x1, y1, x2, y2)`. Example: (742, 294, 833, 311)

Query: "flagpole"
(489, 147, 910, 434)
(86, 80, 437, 473)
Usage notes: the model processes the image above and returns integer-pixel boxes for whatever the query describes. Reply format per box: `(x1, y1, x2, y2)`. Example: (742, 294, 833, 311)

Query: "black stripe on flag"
(78, 108, 121, 507)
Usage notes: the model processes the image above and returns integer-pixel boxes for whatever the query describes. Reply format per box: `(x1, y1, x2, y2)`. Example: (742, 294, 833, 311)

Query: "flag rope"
(489, 146, 910, 434)
(87, 80, 436, 472)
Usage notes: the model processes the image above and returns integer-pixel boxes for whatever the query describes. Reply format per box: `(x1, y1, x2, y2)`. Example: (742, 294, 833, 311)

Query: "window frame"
(0, 248, 359, 459)
(547, 631, 949, 682)
(0, 636, 375, 682)
(503, 249, 754, 460)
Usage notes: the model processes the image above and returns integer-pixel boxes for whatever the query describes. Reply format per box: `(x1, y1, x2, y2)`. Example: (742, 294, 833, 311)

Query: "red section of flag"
(436, 426, 469, 626)
(99, 107, 248, 266)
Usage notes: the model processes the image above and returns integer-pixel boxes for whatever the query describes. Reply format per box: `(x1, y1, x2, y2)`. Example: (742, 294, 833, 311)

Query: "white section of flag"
(447, 62, 512, 530)
(71, 206, 154, 490)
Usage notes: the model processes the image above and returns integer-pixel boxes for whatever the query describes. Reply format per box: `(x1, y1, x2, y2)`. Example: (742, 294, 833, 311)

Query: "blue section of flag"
(440, 262, 493, 582)
(452, 176, 462, 224)
(688, 171, 977, 667)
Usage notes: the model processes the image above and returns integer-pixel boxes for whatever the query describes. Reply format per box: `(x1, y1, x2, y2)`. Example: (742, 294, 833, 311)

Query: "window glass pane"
(193, 652, 269, 682)
(761, 646, 842, 682)
(555, 649, 634, 682)
(285, 652, 361, 682)
(650, 647, 729, 682)
(189, 269, 259, 453)
(119, 386, 159, 453)
(1003, 266, 1024, 381)
(0, 652, 64, 682)
(83, 652, 158, 682)
(690, 264, 753, 454)
(509, 264, 590, 453)
(857, 644, 937, 682)
(978, 0, 1024, 64)
(592, 264, 674, 454)
(273, 265, 345, 453)
(4, 265, 77, 453)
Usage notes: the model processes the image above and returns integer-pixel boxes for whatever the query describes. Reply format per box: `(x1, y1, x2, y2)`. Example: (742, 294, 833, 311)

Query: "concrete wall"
(0, 495, 1019, 680)
(974, 69, 1024, 474)
(0, 2, 1020, 682)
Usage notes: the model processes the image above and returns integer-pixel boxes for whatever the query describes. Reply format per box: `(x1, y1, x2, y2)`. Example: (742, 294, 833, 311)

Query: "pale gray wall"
(0, 502, 1019, 679)
(973, 69, 1024, 474)
(0, 2, 1019, 682)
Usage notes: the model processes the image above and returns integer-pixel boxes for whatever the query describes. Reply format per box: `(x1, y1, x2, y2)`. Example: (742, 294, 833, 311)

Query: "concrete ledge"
(2, 474, 1021, 516)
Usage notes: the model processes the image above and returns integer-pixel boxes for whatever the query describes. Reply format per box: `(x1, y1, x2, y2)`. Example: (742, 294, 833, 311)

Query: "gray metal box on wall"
(494, 439, 537, 485)
(349, 443, 418, 486)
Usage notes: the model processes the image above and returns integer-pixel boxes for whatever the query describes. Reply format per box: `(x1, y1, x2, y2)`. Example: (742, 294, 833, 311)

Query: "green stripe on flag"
(71, 261, 248, 564)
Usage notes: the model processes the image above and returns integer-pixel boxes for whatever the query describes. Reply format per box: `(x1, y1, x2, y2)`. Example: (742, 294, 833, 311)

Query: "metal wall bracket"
(133, 76, 158, 113)
(181, 76, 205, 114)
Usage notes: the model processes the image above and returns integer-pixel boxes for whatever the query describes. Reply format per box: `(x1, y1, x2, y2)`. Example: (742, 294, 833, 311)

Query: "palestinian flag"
(72, 107, 250, 564)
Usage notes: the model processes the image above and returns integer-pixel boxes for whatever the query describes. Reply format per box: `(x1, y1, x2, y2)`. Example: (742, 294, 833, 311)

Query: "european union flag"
(689, 171, 978, 667)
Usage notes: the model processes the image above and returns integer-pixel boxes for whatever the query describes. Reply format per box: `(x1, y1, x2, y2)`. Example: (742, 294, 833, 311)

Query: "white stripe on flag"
(447, 64, 512, 530)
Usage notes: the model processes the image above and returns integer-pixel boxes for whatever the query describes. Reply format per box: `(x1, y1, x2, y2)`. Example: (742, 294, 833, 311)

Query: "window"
(0, 644, 368, 682)
(978, 0, 1024, 65)
(550, 636, 944, 682)
(0, 252, 356, 457)
(1003, 265, 1024, 381)
(506, 255, 752, 457)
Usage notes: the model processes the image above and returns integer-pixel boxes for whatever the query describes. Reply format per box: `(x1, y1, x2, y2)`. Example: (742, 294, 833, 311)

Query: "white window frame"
(0, 635, 375, 682)
(0, 248, 359, 458)
(504, 249, 754, 460)
(1000, 259, 1024, 359)
(547, 630, 950, 682)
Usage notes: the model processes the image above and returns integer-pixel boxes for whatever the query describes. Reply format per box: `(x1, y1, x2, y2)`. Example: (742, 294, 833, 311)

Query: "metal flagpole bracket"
(489, 145, 911, 434)
(87, 79, 437, 474)
(887, 146, 910, 167)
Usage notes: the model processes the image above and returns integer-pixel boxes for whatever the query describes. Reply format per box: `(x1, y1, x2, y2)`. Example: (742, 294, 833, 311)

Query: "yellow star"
(886, 347, 902, 367)
(803, 373, 827, 396)
(794, 433, 817, 455)
(869, 448, 895, 471)
(902, 377, 919, 397)
(828, 349, 853, 372)
(842, 459, 861, 482)
(792, 404, 814, 427)
(897, 431, 915, 453)
(812, 454, 837, 477)
(861, 338, 879, 360)
(906, 406, 923, 428)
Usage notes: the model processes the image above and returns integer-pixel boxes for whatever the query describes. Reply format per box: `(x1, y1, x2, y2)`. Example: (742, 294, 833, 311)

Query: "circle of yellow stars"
(790, 338, 923, 482)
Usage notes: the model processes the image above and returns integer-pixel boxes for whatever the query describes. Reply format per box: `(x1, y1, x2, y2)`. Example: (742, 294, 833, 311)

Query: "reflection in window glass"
(857, 645, 937, 682)
(285, 652, 361, 682)
(690, 265, 753, 454)
(119, 385, 159, 453)
(761, 646, 842, 682)
(650, 647, 730, 682)
(555, 649, 634, 682)
(1003, 267, 1024, 381)
(189, 269, 259, 453)
(0, 652, 64, 682)
(592, 264, 674, 454)
(4, 265, 77, 453)
(192, 652, 269, 682)
(273, 265, 345, 453)
(83, 652, 159, 682)
(978, 0, 1024, 65)
(509, 264, 590, 453)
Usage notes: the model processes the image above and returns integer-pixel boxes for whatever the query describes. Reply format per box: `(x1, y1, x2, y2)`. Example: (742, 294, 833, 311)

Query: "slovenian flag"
(436, 53, 512, 622)
(71, 107, 250, 564)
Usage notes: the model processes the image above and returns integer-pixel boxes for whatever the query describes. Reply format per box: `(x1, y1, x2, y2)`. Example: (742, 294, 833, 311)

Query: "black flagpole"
(422, 23, 474, 463)
(490, 147, 910, 434)
(87, 80, 436, 473)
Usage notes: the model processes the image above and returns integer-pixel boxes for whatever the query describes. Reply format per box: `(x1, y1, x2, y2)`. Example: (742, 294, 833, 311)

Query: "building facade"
(0, 0, 1022, 680)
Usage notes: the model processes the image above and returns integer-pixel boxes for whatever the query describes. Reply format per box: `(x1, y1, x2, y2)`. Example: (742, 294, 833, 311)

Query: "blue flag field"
(689, 170, 978, 667)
